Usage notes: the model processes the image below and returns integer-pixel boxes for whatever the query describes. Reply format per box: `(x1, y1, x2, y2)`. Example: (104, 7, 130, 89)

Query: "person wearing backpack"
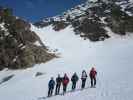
(81, 70, 87, 89)
(71, 72, 79, 90)
(89, 67, 97, 87)
(55, 74, 62, 95)
(48, 77, 55, 97)
(62, 73, 69, 95)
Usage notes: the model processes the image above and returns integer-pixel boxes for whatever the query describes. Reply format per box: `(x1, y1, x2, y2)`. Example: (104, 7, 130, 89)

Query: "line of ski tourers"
(48, 67, 97, 97)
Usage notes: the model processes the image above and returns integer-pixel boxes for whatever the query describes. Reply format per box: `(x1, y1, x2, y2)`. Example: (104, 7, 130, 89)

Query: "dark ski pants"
(63, 84, 67, 94)
(55, 84, 61, 95)
(48, 88, 54, 97)
(90, 77, 96, 87)
(72, 82, 77, 90)
(72, 82, 76, 90)
(81, 79, 86, 89)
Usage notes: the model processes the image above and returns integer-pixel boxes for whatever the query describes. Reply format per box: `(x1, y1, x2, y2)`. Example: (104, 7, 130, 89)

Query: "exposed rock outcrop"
(0, 7, 55, 70)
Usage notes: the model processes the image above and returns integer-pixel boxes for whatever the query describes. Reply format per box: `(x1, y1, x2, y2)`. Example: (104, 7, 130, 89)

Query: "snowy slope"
(0, 24, 133, 100)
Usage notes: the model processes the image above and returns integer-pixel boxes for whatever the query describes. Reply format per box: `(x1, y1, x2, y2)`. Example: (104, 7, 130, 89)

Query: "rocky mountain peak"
(34, 0, 133, 41)
(0, 7, 55, 70)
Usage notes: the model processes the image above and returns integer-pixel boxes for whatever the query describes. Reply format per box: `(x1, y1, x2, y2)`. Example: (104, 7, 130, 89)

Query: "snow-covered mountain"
(0, 22, 133, 100)
(35, 0, 133, 41)
(35, 0, 133, 23)
(0, 0, 133, 100)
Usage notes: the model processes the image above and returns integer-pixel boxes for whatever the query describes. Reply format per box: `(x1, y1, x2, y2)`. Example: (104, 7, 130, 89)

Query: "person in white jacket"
(81, 70, 88, 89)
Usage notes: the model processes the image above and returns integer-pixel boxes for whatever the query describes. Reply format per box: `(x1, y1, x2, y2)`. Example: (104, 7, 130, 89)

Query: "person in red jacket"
(89, 67, 97, 87)
(62, 73, 69, 95)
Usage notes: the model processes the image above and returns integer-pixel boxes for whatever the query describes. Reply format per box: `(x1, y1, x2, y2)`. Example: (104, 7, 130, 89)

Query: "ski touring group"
(47, 67, 97, 97)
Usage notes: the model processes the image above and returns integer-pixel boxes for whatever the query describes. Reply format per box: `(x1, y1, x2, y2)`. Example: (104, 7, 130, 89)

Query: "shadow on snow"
(38, 86, 96, 100)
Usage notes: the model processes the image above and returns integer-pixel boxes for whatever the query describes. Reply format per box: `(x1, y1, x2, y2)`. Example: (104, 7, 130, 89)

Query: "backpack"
(63, 77, 69, 85)
(81, 71, 87, 79)
(49, 80, 55, 88)
(90, 70, 97, 78)
(71, 74, 79, 82)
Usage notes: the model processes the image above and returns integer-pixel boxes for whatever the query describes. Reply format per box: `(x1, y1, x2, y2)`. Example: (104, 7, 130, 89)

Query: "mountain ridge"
(34, 0, 133, 41)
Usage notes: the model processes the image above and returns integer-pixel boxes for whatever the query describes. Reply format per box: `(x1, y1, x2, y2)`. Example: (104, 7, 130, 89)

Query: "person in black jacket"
(55, 74, 62, 95)
(71, 72, 79, 90)
(48, 77, 55, 97)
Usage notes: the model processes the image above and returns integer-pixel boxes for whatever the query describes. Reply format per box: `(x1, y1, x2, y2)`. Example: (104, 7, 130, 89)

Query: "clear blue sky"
(0, 0, 86, 22)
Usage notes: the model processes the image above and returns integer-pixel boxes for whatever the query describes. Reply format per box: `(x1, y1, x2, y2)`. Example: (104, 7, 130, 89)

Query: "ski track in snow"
(0, 25, 133, 100)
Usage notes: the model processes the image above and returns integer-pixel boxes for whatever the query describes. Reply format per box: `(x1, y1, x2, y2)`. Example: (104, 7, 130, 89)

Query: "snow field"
(0, 25, 133, 100)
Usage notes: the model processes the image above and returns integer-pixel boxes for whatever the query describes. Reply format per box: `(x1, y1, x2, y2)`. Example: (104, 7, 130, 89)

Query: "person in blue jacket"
(48, 77, 55, 97)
